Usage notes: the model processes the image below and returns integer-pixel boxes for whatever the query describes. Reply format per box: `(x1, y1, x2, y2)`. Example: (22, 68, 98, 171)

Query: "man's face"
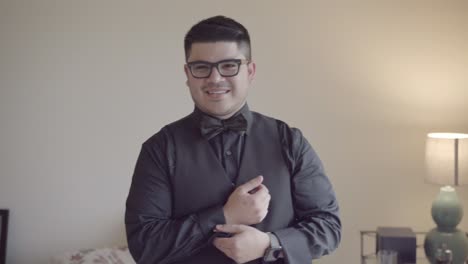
(184, 42, 256, 119)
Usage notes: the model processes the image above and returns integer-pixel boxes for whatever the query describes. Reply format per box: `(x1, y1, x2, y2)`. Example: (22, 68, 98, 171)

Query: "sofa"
(50, 246, 135, 264)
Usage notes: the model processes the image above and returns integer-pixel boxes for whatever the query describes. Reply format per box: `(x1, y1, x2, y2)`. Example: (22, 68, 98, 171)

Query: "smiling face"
(184, 42, 256, 119)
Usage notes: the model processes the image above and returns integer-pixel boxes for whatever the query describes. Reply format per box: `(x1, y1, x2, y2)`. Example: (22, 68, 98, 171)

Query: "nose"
(206, 65, 223, 81)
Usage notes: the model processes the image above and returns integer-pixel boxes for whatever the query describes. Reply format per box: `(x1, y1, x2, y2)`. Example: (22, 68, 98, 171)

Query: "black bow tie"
(200, 114, 247, 140)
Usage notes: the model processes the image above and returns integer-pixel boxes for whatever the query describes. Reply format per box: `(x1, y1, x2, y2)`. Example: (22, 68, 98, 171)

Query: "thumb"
(238, 175, 263, 193)
(215, 224, 246, 234)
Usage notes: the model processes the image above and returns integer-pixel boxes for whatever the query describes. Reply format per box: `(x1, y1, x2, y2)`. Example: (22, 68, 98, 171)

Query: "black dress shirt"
(125, 104, 341, 264)
(193, 105, 248, 184)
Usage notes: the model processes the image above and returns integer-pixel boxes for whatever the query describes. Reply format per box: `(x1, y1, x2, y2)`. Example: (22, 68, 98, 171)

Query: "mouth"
(205, 89, 231, 98)
(206, 90, 230, 95)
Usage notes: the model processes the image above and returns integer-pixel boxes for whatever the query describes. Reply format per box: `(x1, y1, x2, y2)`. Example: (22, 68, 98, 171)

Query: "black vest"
(167, 111, 294, 264)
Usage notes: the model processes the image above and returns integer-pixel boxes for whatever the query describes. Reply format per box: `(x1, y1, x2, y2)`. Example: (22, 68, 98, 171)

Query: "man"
(125, 16, 341, 264)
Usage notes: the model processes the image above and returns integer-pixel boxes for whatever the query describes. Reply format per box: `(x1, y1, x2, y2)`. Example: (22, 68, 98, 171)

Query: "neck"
(199, 102, 247, 120)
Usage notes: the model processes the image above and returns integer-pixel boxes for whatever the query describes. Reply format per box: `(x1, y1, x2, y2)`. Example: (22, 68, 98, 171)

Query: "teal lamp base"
(424, 228, 468, 263)
(424, 186, 468, 263)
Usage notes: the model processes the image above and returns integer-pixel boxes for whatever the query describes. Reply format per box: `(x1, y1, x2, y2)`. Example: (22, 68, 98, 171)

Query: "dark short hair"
(184, 16, 251, 61)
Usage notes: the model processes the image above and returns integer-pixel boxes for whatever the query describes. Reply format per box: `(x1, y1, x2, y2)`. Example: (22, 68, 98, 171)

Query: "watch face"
(272, 249, 282, 259)
(264, 248, 282, 262)
(264, 248, 276, 262)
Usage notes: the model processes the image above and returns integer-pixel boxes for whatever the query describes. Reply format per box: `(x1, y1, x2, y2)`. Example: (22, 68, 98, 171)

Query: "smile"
(206, 90, 230, 95)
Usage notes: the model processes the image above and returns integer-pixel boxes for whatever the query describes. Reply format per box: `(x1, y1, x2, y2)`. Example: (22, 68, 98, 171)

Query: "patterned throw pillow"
(50, 246, 135, 264)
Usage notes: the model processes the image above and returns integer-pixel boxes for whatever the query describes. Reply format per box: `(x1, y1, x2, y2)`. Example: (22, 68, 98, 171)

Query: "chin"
(206, 107, 235, 119)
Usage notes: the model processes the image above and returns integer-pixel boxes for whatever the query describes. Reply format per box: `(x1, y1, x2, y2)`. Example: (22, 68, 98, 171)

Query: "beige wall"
(1, 1, 467, 263)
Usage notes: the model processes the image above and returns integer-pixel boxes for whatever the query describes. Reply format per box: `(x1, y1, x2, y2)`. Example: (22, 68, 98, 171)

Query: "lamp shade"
(425, 133, 468, 186)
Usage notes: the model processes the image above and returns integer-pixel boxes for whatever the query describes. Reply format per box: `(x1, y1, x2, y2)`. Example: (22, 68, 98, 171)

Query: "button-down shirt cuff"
(196, 205, 226, 237)
(274, 228, 313, 264)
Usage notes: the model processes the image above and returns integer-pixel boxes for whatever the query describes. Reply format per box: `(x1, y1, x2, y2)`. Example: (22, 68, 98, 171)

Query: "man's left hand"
(213, 224, 270, 264)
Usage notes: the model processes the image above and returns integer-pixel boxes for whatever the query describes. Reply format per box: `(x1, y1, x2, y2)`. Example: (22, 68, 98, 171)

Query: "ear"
(184, 64, 190, 86)
(247, 61, 256, 82)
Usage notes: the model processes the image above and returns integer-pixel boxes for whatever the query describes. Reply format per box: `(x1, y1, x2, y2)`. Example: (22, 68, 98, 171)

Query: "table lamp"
(423, 133, 468, 263)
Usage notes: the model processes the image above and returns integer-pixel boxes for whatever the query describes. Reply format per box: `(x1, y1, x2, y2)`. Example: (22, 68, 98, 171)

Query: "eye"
(220, 62, 237, 70)
(192, 64, 210, 71)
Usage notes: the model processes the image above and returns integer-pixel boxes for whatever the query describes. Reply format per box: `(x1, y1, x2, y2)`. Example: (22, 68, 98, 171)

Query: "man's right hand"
(223, 175, 271, 225)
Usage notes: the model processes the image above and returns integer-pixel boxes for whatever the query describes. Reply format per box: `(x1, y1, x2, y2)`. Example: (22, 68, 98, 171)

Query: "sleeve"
(125, 129, 226, 264)
(275, 123, 341, 263)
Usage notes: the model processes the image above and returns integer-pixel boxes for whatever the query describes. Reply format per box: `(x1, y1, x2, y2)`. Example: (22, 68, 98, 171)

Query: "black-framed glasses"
(186, 59, 250, 78)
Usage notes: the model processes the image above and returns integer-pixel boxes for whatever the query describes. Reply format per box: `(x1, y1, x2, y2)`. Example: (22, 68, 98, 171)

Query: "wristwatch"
(263, 232, 283, 263)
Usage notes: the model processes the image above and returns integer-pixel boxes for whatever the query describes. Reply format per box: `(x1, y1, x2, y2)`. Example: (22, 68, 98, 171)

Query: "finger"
(250, 186, 270, 202)
(215, 224, 245, 234)
(259, 183, 269, 192)
(213, 238, 232, 256)
(214, 231, 232, 238)
(258, 193, 271, 210)
(261, 193, 271, 205)
(251, 184, 269, 196)
(213, 238, 235, 260)
(261, 209, 269, 220)
(213, 237, 229, 249)
(238, 175, 263, 193)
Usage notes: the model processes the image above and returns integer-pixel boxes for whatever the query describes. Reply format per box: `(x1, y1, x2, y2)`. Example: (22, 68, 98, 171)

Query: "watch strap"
(264, 232, 283, 263)
(267, 232, 281, 249)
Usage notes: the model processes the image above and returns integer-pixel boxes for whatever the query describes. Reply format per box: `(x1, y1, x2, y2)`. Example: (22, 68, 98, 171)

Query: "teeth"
(208, 91, 228, 94)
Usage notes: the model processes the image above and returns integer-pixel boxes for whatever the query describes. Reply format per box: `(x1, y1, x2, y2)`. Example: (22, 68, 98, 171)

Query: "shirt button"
(226, 150, 232, 156)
